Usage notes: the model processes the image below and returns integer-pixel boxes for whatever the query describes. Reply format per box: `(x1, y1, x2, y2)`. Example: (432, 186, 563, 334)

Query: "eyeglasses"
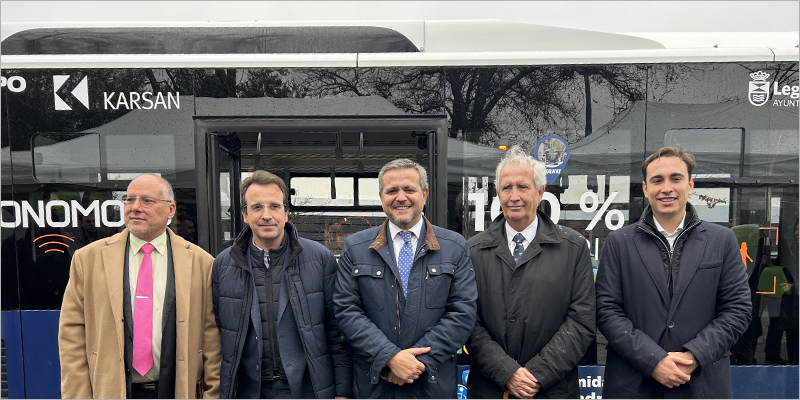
(122, 194, 172, 208)
(244, 203, 285, 213)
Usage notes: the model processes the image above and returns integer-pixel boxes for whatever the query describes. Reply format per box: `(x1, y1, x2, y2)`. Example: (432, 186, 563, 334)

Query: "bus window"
(291, 177, 355, 207)
(32, 133, 101, 183)
(357, 178, 380, 205)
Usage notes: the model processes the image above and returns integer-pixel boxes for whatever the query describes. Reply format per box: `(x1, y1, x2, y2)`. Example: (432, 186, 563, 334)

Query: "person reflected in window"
(75, 213, 108, 248)
(177, 215, 197, 245)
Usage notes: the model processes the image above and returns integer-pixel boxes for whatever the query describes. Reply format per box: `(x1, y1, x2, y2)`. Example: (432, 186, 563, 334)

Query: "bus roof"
(1, 20, 797, 68)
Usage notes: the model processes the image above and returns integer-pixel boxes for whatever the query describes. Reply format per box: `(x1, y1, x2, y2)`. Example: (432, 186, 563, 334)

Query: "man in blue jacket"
(212, 171, 352, 398)
(596, 147, 751, 398)
(334, 158, 478, 398)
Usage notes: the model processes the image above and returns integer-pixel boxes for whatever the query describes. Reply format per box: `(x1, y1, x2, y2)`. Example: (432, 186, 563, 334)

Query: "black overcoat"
(466, 211, 596, 398)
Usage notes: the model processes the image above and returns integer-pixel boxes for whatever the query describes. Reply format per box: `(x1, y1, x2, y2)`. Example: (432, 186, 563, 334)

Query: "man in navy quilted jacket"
(212, 170, 352, 399)
(334, 158, 477, 398)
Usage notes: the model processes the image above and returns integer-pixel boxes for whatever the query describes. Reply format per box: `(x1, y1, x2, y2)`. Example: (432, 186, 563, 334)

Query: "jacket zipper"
(267, 266, 279, 379)
(640, 218, 701, 297)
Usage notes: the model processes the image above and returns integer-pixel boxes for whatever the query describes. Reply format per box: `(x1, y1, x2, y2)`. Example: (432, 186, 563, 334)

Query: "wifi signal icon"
(33, 234, 75, 253)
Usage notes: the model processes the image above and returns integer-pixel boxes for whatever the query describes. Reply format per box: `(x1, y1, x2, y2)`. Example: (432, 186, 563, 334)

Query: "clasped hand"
(383, 347, 431, 385)
(651, 351, 697, 389)
(505, 367, 540, 398)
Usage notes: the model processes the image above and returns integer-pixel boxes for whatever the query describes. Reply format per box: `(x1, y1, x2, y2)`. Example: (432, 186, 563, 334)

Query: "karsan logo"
(53, 74, 181, 111)
(104, 91, 181, 110)
(748, 71, 799, 107)
(54, 75, 90, 110)
(1, 199, 125, 228)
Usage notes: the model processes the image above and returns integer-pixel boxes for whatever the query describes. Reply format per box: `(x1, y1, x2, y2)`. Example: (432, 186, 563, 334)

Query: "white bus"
(1, 18, 797, 398)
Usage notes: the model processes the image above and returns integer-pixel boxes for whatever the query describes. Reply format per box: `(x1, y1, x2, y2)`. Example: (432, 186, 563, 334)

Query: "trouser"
(259, 368, 315, 399)
(260, 378, 293, 399)
(132, 381, 159, 399)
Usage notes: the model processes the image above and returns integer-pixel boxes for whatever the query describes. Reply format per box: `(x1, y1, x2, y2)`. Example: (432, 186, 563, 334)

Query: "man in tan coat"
(58, 174, 221, 398)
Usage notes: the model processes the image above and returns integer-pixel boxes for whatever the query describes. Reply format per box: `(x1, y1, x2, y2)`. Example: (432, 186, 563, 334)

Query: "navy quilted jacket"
(212, 223, 353, 398)
(333, 217, 477, 398)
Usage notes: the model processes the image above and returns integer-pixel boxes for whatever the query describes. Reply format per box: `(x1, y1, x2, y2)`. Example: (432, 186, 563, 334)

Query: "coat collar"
(230, 222, 304, 270)
(476, 209, 561, 249)
(637, 202, 701, 237)
(475, 209, 562, 270)
(369, 216, 440, 251)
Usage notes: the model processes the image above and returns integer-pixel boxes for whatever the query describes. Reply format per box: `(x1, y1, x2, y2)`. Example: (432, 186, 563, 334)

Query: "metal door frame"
(194, 115, 448, 256)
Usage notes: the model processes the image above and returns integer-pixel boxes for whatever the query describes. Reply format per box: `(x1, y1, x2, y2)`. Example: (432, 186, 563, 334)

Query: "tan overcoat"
(58, 228, 221, 399)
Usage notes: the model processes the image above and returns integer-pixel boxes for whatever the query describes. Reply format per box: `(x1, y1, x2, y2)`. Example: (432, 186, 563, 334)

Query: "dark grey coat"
(466, 211, 596, 398)
(596, 204, 751, 398)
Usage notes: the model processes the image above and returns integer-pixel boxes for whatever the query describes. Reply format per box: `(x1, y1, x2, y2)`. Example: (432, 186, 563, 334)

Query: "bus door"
(194, 116, 448, 257)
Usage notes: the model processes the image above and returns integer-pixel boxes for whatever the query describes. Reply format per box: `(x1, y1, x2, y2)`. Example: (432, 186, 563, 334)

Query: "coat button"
(354, 269, 359, 274)
(668, 321, 675, 329)
(510, 317, 517, 322)
(431, 375, 436, 381)
(256, 365, 260, 370)
(432, 268, 436, 273)
(376, 271, 381, 276)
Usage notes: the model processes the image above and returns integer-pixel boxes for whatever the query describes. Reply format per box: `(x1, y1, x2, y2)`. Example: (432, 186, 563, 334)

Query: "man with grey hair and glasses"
(334, 158, 477, 398)
(59, 174, 221, 398)
(466, 146, 596, 398)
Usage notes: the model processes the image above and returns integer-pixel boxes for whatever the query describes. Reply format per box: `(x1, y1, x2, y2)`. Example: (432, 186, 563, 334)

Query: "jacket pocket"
(698, 260, 723, 270)
(425, 263, 456, 308)
(352, 264, 386, 310)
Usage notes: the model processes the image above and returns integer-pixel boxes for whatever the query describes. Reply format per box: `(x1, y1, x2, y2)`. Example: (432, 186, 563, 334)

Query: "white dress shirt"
(388, 218, 424, 265)
(505, 217, 539, 256)
(128, 230, 168, 383)
(653, 213, 687, 250)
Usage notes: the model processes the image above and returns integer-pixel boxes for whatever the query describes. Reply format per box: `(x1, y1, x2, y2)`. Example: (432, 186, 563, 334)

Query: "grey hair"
(495, 146, 547, 190)
(161, 178, 175, 203)
(131, 174, 175, 202)
(378, 158, 429, 193)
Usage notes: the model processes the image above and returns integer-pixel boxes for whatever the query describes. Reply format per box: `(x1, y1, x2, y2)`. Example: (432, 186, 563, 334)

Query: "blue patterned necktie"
(398, 231, 414, 297)
(512, 233, 525, 264)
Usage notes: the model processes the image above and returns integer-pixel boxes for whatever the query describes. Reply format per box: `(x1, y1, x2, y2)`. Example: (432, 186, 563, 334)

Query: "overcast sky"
(1, 1, 798, 32)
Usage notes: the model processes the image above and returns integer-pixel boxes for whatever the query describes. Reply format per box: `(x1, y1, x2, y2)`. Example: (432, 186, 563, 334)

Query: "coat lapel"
(101, 230, 129, 362)
(633, 234, 671, 307)
(169, 232, 193, 358)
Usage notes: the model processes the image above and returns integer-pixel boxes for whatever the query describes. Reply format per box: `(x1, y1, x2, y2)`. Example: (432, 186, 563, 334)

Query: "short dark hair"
(642, 147, 697, 180)
(239, 170, 289, 212)
(178, 215, 196, 224)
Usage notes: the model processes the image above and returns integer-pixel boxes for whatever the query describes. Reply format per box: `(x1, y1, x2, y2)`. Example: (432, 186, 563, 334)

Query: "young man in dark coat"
(596, 147, 751, 398)
(466, 146, 596, 398)
(334, 158, 477, 398)
(212, 171, 352, 399)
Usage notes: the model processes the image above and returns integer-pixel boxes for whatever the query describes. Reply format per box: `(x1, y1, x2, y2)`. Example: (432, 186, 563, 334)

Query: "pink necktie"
(132, 243, 155, 376)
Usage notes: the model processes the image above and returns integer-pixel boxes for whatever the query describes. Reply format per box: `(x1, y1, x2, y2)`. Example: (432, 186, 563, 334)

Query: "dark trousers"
(260, 378, 293, 399)
(132, 382, 159, 399)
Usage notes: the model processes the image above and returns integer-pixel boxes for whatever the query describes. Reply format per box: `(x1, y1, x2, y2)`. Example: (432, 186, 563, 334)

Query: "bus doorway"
(194, 116, 448, 257)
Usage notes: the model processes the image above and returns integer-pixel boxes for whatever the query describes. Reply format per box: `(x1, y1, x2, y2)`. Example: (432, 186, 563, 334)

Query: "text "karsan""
(104, 91, 180, 110)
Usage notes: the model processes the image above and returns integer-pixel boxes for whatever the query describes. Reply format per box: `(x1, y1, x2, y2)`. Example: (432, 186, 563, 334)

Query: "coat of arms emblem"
(748, 71, 771, 106)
